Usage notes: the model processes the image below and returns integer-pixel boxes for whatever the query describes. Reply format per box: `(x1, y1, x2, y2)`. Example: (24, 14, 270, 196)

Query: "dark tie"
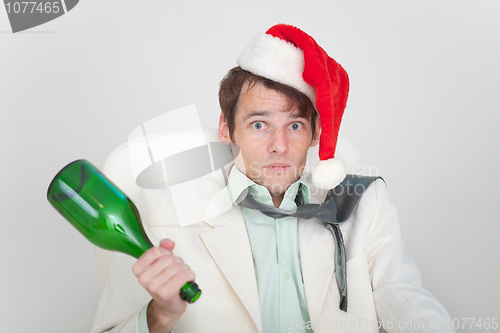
(238, 174, 382, 312)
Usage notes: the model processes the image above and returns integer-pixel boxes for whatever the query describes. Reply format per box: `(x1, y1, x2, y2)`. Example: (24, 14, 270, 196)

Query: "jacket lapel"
(196, 180, 337, 330)
(199, 188, 263, 333)
(298, 218, 337, 323)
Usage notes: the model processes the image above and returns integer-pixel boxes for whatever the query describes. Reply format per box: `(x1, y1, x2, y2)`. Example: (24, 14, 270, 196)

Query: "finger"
(160, 238, 175, 251)
(146, 262, 192, 295)
(136, 255, 185, 287)
(152, 266, 197, 302)
(132, 247, 172, 276)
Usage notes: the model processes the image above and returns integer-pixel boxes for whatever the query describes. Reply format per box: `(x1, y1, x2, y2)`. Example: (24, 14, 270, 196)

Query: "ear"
(310, 116, 321, 147)
(218, 113, 231, 143)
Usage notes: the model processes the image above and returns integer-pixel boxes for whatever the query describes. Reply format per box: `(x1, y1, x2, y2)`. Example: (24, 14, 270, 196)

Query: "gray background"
(1, 0, 499, 332)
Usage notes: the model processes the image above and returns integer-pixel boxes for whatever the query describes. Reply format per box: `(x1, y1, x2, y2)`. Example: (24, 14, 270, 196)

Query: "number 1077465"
(5, 2, 61, 14)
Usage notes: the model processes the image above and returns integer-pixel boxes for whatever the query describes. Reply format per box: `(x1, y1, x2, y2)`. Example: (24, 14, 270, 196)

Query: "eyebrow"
(242, 110, 305, 121)
(243, 111, 270, 121)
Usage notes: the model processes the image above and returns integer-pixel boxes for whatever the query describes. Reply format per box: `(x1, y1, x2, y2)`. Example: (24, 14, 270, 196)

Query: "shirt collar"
(222, 165, 310, 212)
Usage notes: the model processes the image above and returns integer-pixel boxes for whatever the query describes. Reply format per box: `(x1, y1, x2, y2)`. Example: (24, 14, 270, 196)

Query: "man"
(91, 24, 454, 333)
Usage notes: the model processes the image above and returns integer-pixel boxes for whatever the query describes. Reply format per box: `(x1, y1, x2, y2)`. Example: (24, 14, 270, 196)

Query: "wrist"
(146, 300, 179, 333)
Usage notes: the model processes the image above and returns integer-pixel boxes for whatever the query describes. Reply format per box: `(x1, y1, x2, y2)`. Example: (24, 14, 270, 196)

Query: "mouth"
(264, 163, 290, 172)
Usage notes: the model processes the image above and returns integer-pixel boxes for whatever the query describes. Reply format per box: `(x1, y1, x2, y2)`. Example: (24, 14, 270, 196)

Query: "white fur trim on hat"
(312, 158, 347, 190)
(237, 32, 316, 103)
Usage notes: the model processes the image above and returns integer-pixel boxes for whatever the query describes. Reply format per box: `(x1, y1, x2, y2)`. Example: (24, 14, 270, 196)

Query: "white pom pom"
(312, 158, 347, 190)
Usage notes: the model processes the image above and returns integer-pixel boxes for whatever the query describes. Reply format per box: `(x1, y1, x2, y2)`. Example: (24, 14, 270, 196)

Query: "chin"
(262, 178, 296, 197)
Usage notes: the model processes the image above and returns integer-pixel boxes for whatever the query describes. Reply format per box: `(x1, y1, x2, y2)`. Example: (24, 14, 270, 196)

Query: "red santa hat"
(237, 24, 349, 190)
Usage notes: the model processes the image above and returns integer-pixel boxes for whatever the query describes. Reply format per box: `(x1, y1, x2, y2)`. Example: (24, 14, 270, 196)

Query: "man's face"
(219, 82, 320, 198)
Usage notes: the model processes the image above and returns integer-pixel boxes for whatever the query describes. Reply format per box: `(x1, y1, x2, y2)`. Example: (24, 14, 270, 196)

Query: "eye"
(252, 121, 264, 130)
(290, 122, 302, 130)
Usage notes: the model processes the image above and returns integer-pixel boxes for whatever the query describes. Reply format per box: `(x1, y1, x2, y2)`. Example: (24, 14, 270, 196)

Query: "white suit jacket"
(91, 167, 454, 333)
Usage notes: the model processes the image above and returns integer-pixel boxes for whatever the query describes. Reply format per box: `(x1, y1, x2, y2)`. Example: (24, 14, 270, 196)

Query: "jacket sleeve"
(90, 251, 152, 333)
(366, 179, 455, 333)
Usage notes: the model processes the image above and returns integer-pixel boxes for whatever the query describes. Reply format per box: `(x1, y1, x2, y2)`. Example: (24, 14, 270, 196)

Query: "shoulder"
(338, 177, 395, 252)
(351, 176, 390, 217)
(331, 175, 387, 223)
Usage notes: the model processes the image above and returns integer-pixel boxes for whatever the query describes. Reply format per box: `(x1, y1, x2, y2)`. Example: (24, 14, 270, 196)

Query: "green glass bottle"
(47, 159, 201, 304)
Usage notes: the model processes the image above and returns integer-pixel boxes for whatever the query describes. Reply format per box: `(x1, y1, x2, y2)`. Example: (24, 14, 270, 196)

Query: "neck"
(271, 194, 285, 208)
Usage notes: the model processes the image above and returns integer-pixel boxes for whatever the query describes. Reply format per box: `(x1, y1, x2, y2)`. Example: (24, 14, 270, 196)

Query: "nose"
(268, 128, 288, 154)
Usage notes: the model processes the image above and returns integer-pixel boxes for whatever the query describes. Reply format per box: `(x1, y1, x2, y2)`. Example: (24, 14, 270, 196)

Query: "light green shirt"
(138, 303, 149, 332)
(223, 166, 313, 333)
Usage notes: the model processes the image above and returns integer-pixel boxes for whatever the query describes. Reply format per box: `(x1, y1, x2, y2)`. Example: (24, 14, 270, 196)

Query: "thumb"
(159, 238, 175, 251)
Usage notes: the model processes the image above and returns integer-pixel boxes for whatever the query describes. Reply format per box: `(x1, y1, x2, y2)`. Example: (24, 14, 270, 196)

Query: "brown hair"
(218, 66, 317, 140)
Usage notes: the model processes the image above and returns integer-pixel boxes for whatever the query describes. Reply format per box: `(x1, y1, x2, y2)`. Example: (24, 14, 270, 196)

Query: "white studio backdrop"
(1, 1, 499, 332)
